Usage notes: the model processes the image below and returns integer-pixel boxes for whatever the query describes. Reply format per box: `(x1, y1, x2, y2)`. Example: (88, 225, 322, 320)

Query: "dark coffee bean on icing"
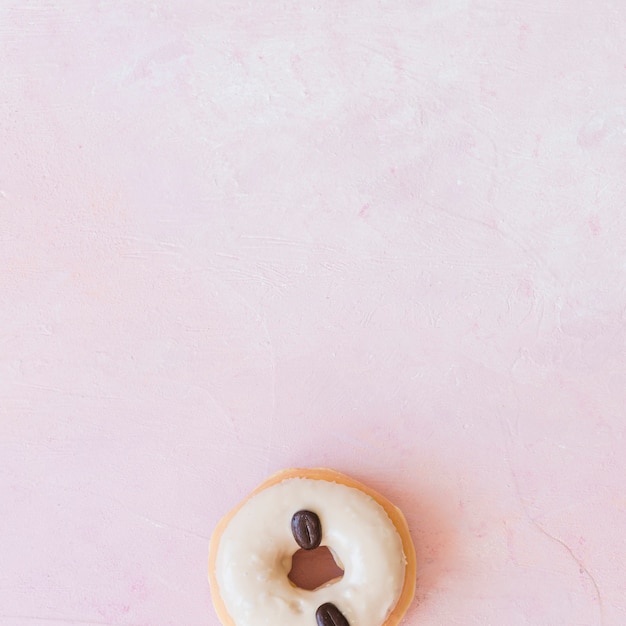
(291, 510, 322, 550)
(316, 602, 350, 626)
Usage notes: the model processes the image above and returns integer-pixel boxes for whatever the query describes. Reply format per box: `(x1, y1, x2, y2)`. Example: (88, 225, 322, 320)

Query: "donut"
(208, 468, 416, 626)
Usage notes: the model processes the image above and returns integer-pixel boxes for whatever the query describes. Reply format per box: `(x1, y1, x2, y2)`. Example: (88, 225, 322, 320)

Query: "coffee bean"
(291, 510, 322, 550)
(316, 602, 349, 626)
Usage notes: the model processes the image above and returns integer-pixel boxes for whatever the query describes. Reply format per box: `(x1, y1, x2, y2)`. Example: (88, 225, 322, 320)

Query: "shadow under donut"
(336, 469, 458, 613)
(288, 545, 345, 590)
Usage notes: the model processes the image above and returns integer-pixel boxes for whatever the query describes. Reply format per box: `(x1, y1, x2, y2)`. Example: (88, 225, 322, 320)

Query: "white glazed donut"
(208, 468, 416, 626)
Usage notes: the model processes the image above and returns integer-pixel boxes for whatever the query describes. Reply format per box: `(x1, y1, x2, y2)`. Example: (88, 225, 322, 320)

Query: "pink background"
(1, 1, 626, 624)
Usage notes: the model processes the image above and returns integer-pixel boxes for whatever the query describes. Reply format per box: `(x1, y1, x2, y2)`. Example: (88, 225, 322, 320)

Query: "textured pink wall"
(1, 1, 626, 624)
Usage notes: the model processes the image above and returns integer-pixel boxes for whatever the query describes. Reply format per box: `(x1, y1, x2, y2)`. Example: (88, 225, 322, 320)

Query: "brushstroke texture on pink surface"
(1, 1, 625, 624)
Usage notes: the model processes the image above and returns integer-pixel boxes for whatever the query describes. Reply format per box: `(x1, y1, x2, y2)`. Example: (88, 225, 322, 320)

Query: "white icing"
(214, 477, 406, 626)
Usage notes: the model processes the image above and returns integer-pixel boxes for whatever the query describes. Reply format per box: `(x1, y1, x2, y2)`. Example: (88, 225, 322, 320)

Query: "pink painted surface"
(1, 1, 625, 624)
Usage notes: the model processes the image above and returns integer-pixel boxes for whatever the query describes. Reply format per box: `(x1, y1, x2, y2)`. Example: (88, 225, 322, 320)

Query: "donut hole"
(288, 546, 344, 590)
